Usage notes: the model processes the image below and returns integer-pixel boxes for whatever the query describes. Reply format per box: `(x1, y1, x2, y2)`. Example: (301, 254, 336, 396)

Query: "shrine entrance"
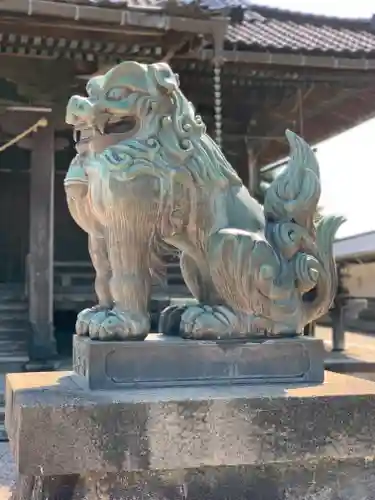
(0, 146, 30, 285)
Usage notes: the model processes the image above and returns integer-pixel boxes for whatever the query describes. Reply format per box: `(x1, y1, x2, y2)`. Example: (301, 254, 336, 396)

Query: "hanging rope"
(0, 117, 48, 153)
(297, 87, 304, 137)
(213, 59, 223, 148)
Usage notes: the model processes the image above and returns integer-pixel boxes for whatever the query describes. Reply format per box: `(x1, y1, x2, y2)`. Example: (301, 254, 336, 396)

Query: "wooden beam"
(0, 16, 164, 39)
(28, 118, 56, 360)
(246, 143, 259, 197)
(0, 0, 226, 36)
(197, 49, 375, 71)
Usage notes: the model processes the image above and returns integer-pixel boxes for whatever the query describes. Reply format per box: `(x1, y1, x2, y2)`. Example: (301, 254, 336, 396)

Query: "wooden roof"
(0, 1, 375, 168)
(226, 5, 375, 56)
(23, 1, 375, 56)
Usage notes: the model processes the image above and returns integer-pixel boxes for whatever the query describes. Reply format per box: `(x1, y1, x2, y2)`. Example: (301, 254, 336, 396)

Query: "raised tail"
(263, 130, 345, 332)
(302, 214, 346, 324)
(264, 129, 321, 233)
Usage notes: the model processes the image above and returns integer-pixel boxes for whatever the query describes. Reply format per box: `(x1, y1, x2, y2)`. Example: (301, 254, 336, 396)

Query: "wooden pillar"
(331, 307, 345, 352)
(330, 264, 347, 352)
(28, 119, 56, 361)
(246, 142, 259, 197)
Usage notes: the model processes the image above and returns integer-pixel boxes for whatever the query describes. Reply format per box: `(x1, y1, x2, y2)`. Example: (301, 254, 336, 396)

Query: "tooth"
(73, 129, 77, 142)
(96, 121, 104, 135)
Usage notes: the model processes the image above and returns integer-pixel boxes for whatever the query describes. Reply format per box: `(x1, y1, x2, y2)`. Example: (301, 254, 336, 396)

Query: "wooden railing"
(24, 253, 189, 311)
(54, 261, 95, 289)
(54, 261, 184, 288)
(53, 256, 187, 297)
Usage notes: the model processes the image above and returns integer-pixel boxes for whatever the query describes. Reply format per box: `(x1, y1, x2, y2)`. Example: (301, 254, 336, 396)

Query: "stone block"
(5, 370, 375, 475)
(6, 371, 375, 499)
(73, 334, 325, 390)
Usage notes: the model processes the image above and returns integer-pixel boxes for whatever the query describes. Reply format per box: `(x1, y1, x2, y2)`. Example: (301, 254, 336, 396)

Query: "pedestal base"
(73, 334, 325, 389)
(11, 459, 375, 500)
(6, 371, 375, 499)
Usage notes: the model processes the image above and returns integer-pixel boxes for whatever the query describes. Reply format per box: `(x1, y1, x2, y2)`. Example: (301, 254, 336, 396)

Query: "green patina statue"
(64, 61, 344, 341)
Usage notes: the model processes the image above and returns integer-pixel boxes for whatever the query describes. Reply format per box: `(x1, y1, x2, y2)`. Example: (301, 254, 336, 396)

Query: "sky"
(255, 0, 373, 18)
(257, 0, 375, 238)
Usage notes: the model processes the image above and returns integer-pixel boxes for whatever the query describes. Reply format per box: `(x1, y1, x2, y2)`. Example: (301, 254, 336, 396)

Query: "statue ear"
(102, 61, 149, 94)
(148, 62, 179, 95)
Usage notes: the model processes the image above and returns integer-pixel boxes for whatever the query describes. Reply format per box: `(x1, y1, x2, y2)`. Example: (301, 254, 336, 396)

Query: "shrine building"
(0, 0, 375, 367)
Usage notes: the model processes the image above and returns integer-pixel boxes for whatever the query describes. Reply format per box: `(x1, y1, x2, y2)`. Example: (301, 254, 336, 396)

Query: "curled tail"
(302, 214, 346, 324)
(264, 130, 345, 331)
(264, 129, 321, 233)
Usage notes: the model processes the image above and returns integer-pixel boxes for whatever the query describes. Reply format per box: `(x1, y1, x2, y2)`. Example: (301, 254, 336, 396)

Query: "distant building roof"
(335, 231, 375, 262)
(54, 1, 375, 56)
(226, 6, 375, 55)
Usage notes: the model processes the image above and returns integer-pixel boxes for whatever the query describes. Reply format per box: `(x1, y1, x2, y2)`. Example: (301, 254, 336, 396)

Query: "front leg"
(64, 156, 92, 234)
(75, 233, 113, 336)
(64, 158, 114, 336)
(89, 227, 152, 341)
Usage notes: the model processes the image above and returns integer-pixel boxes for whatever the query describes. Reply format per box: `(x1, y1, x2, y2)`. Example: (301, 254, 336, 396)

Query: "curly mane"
(156, 86, 242, 188)
(101, 63, 242, 194)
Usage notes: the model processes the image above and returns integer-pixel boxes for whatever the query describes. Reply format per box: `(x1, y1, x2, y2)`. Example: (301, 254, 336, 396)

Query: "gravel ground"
(0, 442, 15, 500)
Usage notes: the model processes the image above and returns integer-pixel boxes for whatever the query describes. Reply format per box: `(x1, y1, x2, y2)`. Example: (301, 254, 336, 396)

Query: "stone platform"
(6, 370, 375, 499)
(73, 334, 325, 389)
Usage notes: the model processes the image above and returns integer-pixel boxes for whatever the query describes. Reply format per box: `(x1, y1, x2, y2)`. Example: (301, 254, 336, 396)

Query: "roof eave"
(195, 48, 375, 70)
(0, 0, 228, 36)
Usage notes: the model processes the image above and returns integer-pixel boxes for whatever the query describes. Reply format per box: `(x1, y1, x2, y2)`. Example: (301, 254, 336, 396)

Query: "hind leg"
(159, 252, 221, 335)
(180, 252, 220, 304)
(179, 231, 273, 339)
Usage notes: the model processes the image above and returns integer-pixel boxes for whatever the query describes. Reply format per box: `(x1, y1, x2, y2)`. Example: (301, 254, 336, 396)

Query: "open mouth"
(73, 116, 137, 153)
(103, 117, 136, 135)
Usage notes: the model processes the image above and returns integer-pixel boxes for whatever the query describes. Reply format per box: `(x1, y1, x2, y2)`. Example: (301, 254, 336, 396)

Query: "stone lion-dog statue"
(65, 61, 344, 341)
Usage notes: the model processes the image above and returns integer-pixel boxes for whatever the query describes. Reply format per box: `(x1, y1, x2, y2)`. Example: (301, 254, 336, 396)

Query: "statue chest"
(86, 172, 108, 224)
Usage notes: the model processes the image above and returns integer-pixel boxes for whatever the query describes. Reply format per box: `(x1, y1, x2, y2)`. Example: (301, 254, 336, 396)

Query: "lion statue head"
(66, 61, 242, 190)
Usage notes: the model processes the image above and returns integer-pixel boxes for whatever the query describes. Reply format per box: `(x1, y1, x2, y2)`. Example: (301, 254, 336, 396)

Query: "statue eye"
(105, 87, 130, 101)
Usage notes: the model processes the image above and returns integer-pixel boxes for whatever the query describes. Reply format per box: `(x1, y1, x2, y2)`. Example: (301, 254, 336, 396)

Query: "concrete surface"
(2, 326, 375, 499)
(318, 326, 375, 380)
(6, 369, 375, 474)
(7, 369, 375, 498)
(318, 326, 375, 360)
(0, 442, 15, 499)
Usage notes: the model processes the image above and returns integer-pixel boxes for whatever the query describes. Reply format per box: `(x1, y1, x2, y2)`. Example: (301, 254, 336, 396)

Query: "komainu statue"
(65, 61, 344, 341)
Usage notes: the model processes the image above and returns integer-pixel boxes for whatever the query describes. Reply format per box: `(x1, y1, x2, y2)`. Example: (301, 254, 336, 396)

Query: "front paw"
(75, 305, 111, 336)
(181, 305, 238, 340)
(89, 309, 150, 341)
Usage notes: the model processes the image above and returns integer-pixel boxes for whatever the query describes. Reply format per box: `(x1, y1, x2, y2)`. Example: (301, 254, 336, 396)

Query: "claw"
(88, 310, 110, 339)
(180, 305, 235, 340)
(75, 305, 111, 337)
(84, 309, 150, 341)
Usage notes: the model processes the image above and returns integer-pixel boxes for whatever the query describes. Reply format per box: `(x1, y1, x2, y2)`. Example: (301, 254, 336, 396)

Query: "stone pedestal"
(6, 365, 375, 499)
(73, 335, 325, 389)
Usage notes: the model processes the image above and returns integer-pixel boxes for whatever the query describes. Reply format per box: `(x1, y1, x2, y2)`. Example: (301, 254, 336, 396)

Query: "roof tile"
(227, 7, 375, 55)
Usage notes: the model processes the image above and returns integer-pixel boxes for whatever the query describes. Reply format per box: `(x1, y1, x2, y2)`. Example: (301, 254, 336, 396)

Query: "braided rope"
(0, 117, 48, 152)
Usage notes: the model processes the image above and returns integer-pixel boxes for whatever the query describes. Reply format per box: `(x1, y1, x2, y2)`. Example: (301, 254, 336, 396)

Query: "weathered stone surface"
(73, 334, 325, 389)
(18, 458, 375, 500)
(6, 371, 375, 478)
